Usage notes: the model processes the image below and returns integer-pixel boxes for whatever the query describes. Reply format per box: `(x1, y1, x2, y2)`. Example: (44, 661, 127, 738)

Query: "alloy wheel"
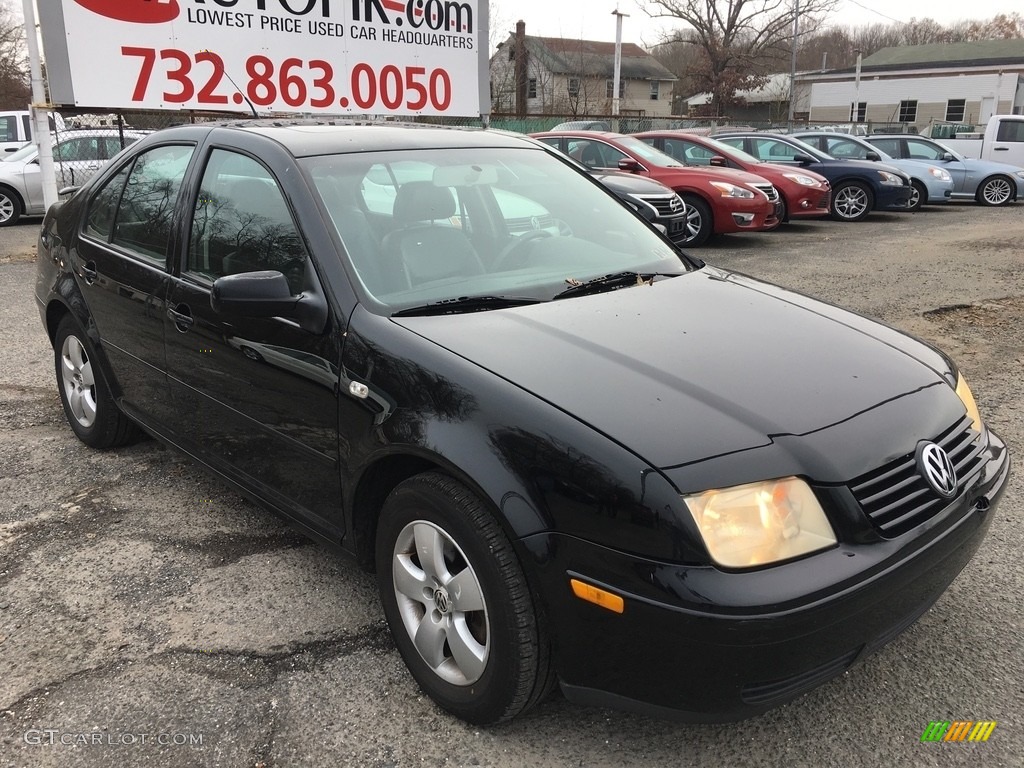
(60, 334, 97, 428)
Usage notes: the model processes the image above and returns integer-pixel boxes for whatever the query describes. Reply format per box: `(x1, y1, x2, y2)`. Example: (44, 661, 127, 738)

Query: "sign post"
(22, 0, 58, 210)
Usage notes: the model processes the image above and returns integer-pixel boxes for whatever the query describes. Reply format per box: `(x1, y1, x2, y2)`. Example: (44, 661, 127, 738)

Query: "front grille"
(635, 193, 684, 217)
(753, 183, 779, 202)
(848, 415, 986, 537)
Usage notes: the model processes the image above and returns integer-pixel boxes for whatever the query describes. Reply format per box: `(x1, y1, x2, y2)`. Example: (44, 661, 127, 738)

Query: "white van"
(0, 110, 67, 154)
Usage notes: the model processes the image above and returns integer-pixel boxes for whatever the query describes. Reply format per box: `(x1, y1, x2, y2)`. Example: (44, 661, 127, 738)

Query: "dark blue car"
(715, 132, 913, 222)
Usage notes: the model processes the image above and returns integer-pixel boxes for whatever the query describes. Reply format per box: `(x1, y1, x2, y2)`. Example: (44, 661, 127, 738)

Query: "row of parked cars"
(528, 127, 1024, 246)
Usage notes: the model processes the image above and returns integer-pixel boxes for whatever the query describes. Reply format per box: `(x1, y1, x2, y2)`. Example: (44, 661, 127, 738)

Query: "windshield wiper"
(553, 271, 679, 300)
(391, 295, 542, 317)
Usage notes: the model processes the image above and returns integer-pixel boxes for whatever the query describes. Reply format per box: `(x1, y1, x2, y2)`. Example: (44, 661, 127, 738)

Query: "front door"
(163, 147, 342, 531)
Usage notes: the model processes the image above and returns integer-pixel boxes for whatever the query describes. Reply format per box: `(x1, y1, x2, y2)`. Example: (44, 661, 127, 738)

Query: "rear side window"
(87, 144, 195, 261)
(0, 116, 15, 143)
(869, 139, 901, 158)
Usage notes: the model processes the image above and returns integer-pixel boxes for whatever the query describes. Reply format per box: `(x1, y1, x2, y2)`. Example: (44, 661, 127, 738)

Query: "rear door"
(991, 117, 1024, 168)
(163, 143, 343, 533)
(901, 137, 970, 193)
(72, 140, 199, 426)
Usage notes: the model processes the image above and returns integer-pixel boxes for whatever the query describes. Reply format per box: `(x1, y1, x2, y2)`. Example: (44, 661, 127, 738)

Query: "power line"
(842, 0, 905, 25)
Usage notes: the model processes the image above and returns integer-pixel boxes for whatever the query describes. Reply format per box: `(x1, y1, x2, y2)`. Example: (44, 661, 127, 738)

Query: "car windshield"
(614, 136, 684, 167)
(777, 136, 832, 161)
(302, 146, 690, 313)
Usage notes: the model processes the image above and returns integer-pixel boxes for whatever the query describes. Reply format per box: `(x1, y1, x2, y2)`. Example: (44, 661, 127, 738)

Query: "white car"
(0, 129, 148, 225)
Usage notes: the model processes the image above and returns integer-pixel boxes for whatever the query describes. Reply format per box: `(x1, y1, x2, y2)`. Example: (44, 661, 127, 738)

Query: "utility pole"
(22, 0, 58, 210)
(852, 49, 863, 124)
(787, 0, 799, 128)
(612, 6, 628, 131)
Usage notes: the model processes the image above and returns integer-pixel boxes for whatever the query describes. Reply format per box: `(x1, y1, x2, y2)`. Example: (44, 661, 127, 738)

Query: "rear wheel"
(54, 316, 140, 448)
(976, 175, 1013, 206)
(680, 196, 713, 247)
(0, 187, 22, 226)
(376, 472, 554, 724)
(908, 180, 926, 212)
(830, 181, 873, 222)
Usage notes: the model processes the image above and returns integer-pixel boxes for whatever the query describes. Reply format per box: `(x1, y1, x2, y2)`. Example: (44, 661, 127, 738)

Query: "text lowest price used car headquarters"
(35, 120, 1009, 724)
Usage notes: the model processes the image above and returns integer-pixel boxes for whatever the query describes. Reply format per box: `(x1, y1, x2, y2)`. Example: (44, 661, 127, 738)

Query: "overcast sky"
(491, 0, 1019, 47)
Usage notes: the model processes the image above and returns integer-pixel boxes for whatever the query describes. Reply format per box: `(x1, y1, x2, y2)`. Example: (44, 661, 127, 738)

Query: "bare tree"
(0, 0, 29, 109)
(639, 0, 839, 115)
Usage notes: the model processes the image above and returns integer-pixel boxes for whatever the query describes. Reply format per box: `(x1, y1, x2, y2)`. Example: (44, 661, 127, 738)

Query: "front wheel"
(908, 180, 926, 212)
(830, 181, 873, 222)
(376, 472, 554, 724)
(976, 175, 1014, 206)
(680, 196, 713, 247)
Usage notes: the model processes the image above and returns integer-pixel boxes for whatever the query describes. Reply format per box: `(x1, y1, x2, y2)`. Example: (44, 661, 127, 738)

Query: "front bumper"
(520, 430, 1008, 721)
(877, 184, 914, 210)
(785, 188, 831, 219)
(712, 197, 777, 234)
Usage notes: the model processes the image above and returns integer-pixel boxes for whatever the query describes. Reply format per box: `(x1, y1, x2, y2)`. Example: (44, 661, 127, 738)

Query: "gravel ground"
(0, 204, 1021, 768)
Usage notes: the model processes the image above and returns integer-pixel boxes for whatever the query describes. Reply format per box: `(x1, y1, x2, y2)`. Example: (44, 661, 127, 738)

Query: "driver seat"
(382, 181, 486, 287)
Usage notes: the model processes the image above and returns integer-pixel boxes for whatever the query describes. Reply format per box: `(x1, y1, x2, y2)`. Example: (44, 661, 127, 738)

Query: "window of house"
(945, 99, 966, 122)
(850, 101, 866, 121)
(899, 100, 917, 123)
(650, 81, 660, 101)
(528, 78, 537, 99)
(508, 46, 515, 61)
(606, 79, 625, 99)
(568, 78, 580, 97)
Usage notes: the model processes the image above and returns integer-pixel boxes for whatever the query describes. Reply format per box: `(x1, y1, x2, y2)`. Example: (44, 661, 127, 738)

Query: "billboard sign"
(38, 0, 489, 116)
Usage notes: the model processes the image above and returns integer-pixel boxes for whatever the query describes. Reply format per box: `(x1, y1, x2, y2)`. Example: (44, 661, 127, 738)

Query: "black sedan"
(715, 132, 913, 221)
(35, 121, 1008, 724)
(589, 170, 690, 247)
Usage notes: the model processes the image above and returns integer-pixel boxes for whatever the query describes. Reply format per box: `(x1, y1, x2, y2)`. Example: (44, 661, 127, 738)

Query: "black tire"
(680, 196, 713, 247)
(829, 180, 873, 222)
(376, 472, 554, 724)
(976, 175, 1014, 206)
(54, 316, 141, 449)
(908, 180, 927, 212)
(0, 187, 23, 227)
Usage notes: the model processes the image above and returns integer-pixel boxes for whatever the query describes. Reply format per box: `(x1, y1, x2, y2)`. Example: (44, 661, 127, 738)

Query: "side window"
(0, 116, 15, 143)
(681, 140, 715, 165)
(54, 138, 99, 163)
(85, 165, 131, 241)
(870, 138, 901, 157)
(110, 144, 195, 261)
(905, 139, 943, 161)
(188, 149, 306, 293)
(102, 136, 138, 159)
(752, 139, 792, 161)
(825, 138, 868, 159)
(995, 120, 1024, 142)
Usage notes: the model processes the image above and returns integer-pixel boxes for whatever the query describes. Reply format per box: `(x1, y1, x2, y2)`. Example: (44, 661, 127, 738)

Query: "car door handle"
(80, 261, 98, 284)
(167, 305, 194, 332)
(993, 147, 1008, 151)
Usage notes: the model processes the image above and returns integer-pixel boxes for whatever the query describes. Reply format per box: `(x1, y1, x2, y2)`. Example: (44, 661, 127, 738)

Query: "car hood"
(392, 267, 947, 469)
(663, 165, 769, 185)
(591, 171, 675, 195)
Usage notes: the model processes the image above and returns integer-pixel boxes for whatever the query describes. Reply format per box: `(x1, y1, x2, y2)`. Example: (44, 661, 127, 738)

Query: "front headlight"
(782, 172, 821, 187)
(878, 171, 903, 186)
(955, 373, 984, 433)
(1015, 171, 1024, 180)
(709, 181, 755, 199)
(928, 167, 952, 182)
(683, 477, 837, 569)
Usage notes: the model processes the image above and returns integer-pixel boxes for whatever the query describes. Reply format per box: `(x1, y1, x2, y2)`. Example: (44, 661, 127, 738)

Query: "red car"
(635, 131, 831, 223)
(531, 131, 781, 247)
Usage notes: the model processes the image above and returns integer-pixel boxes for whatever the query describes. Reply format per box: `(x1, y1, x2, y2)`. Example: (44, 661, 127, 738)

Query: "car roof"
(149, 120, 540, 157)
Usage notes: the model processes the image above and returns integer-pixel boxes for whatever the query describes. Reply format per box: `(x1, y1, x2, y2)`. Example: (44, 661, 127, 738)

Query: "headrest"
(393, 181, 455, 224)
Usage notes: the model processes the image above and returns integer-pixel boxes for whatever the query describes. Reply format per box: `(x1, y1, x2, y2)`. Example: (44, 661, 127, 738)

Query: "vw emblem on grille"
(917, 442, 957, 498)
(530, 216, 541, 230)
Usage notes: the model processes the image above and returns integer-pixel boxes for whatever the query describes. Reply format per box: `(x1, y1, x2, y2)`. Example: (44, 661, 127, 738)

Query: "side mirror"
(618, 158, 643, 173)
(212, 269, 329, 334)
(709, 155, 728, 167)
(942, 152, 954, 161)
(793, 153, 814, 164)
(865, 151, 881, 162)
(58, 186, 79, 196)
(211, 270, 299, 317)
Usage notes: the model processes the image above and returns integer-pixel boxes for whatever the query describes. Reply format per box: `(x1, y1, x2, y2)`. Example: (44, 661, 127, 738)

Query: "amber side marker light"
(570, 578, 625, 614)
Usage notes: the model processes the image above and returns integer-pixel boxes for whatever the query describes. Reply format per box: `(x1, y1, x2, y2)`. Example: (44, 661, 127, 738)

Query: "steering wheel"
(492, 229, 554, 271)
